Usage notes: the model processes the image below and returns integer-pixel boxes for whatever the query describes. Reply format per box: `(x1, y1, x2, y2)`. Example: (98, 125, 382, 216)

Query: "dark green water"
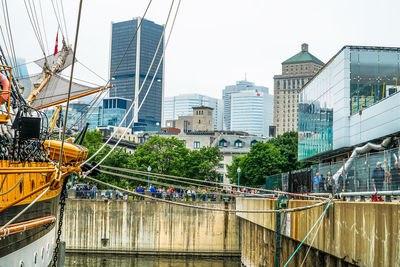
(65, 253, 241, 267)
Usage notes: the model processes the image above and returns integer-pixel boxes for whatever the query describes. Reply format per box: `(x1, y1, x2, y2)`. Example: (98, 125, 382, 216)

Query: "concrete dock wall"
(61, 199, 239, 255)
(236, 198, 400, 267)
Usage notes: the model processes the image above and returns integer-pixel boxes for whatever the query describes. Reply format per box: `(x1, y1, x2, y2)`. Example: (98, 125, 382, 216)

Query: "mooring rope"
(84, 175, 331, 214)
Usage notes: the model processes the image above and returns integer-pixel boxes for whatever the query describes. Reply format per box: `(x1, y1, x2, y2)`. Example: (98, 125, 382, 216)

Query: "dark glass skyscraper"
(109, 18, 164, 130)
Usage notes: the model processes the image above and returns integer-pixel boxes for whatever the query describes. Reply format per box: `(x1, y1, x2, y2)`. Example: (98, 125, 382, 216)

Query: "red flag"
(54, 31, 59, 55)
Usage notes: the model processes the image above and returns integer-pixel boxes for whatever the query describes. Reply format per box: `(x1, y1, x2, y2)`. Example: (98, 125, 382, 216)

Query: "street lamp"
(237, 167, 241, 187)
(147, 166, 152, 189)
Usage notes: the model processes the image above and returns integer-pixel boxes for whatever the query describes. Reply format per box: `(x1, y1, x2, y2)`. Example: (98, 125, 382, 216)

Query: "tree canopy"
(76, 133, 222, 189)
(228, 132, 311, 187)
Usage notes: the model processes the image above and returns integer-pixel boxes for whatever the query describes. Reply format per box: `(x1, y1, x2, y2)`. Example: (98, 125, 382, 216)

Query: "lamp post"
(147, 166, 152, 189)
(237, 167, 241, 187)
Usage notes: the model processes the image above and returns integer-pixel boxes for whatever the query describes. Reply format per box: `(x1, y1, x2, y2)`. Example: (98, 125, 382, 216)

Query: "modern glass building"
(164, 94, 223, 130)
(223, 80, 269, 131)
(298, 46, 400, 161)
(101, 98, 133, 128)
(87, 106, 102, 130)
(109, 18, 164, 130)
(230, 89, 273, 136)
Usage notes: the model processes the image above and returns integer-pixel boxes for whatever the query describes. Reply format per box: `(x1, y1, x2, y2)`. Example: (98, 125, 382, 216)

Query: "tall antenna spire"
(245, 72, 247, 81)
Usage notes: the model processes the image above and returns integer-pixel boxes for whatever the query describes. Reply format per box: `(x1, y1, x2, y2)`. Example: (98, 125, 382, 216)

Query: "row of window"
(276, 78, 308, 90)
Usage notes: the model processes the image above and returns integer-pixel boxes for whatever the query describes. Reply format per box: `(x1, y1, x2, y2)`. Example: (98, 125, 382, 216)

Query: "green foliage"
(228, 142, 283, 186)
(81, 130, 103, 157)
(77, 135, 222, 189)
(184, 146, 222, 182)
(227, 131, 312, 187)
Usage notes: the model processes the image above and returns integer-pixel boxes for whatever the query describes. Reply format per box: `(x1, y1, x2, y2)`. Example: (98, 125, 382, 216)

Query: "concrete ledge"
(66, 249, 241, 257)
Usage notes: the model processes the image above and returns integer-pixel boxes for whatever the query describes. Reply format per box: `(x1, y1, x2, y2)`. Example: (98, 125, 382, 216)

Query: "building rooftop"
(192, 106, 214, 110)
(282, 43, 324, 65)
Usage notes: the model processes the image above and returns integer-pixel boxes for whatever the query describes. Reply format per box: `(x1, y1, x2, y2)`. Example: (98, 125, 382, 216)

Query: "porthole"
(33, 252, 38, 265)
(47, 243, 50, 257)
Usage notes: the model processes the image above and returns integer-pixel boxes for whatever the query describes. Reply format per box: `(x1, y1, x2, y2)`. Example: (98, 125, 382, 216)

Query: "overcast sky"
(3, 0, 400, 99)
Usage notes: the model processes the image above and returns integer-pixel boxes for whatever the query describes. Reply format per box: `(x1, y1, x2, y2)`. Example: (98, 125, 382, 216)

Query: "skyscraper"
(273, 43, 324, 135)
(164, 94, 223, 130)
(230, 88, 273, 136)
(109, 18, 164, 130)
(222, 80, 269, 131)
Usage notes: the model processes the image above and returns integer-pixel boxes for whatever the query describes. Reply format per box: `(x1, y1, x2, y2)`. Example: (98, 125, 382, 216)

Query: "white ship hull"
(0, 227, 56, 267)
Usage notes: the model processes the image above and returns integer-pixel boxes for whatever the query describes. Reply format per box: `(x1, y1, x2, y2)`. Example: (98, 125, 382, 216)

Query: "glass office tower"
(109, 18, 164, 130)
(298, 46, 400, 161)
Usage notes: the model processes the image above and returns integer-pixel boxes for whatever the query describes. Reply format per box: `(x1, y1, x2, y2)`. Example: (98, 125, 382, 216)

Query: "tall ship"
(0, 5, 105, 266)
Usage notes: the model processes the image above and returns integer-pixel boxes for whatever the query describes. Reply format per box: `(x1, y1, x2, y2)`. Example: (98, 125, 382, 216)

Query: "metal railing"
(268, 147, 400, 194)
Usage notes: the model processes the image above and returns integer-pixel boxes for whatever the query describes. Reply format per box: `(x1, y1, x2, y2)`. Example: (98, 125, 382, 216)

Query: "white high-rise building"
(223, 80, 269, 131)
(164, 94, 223, 130)
(230, 89, 273, 136)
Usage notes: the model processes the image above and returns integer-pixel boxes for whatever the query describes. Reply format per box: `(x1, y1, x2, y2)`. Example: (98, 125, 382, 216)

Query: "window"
(218, 164, 224, 169)
(250, 140, 258, 146)
(194, 141, 200, 149)
(234, 140, 243, 148)
(219, 139, 227, 147)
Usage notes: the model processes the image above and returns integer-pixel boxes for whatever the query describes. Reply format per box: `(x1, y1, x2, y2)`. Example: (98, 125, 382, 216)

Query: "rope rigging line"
(0, 173, 26, 197)
(300, 206, 327, 267)
(38, 0, 50, 56)
(23, 0, 47, 59)
(77, 61, 108, 83)
(50, 0, 67, 42)
(67, 89, 107, 130)
(1, 0, 19, 76)
(0, 186, 50, 232)
(82, 0, 178, 170)
(98, 168, 250, 198)
(102, 165, 227, 189)
(58, 0, 84, 168)
(58, 0, 70, 44)
(0, 25, 13, 69)
(283, 202, 333, 267)
(84, 175, 331, 214)
(58, 73, 103, 87)
(100, 165, 330, 201)
(65, 0, 153, 133)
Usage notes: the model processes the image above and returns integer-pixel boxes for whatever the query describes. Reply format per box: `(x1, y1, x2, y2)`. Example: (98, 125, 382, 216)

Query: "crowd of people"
(312, 161, 400, 193)
(71, 183, 261, 201)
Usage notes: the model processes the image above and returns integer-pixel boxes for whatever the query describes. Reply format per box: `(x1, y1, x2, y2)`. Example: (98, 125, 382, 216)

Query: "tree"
(184, 146, 222, 182)
(128, 136, 190, 176)
(228, 142, 283, 186)
(227, 132, 313, 187)
(81, 130, 103, 157)
(267, 131, 312, 171)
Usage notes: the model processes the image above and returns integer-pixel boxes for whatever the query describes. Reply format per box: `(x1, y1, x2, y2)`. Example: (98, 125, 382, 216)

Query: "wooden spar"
(35, 84, 113, 110)
(27, 73, 51, 102)
(49, 105, 62, 134)
(0, 167, 55, 174)
(0, 216, 56, 237)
